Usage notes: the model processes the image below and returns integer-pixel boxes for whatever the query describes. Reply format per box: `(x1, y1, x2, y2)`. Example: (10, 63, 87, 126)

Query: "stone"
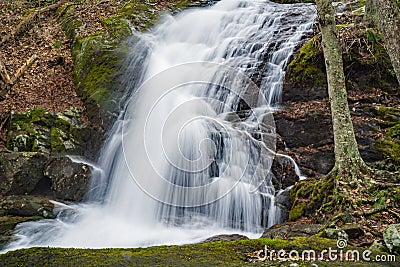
(44, 156, 91, 201)
(6, 107, 88, 155)
(0, 195, 54, 218)
(0, 152, 48, 195)
(383, 224, 400, 255)
(262, 223, 323, 239)
(271, 157, 299, 190)
(203, 234, 249, 242)
(322, 225, 349, 241)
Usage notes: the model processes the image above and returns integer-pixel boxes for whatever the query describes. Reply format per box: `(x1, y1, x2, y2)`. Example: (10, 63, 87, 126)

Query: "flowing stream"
(4, 0, 315, 250)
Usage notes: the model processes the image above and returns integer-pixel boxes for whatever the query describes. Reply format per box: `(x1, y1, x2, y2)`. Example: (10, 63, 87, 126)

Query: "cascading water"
(3, 0, 316, 251)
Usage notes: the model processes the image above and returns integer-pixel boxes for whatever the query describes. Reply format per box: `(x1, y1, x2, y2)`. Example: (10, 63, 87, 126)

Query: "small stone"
(383, 224, 400, 255)
(322, 225, 348, 240)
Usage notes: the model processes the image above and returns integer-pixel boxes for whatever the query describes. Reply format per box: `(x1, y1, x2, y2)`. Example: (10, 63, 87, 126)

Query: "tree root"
(312, 162, 400, 224)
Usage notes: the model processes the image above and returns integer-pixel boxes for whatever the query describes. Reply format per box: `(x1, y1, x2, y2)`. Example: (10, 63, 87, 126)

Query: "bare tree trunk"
(315, 0, 366, 175)
(367, 0, 400, 84)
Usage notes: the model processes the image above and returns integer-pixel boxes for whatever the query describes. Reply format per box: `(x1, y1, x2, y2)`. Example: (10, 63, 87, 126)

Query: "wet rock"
(0, 216, 33, 235)
(0, 152, 48, 195)
(383, 224, 400, 255)
(44, 157, 91, 201)
(271, 156, 299, 190)
(203, 234, 249, 242)
(262, 223, 323, 239)
(0, 195, 54, 218)
(275, 189, 291, 222)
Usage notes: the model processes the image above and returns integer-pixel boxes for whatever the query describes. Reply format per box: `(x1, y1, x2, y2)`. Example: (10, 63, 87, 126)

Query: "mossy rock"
(286, 35, 326, 87)
(372, 106, 400, 165)
(289, 175, 335, 222)
(6, 107, 87, 154)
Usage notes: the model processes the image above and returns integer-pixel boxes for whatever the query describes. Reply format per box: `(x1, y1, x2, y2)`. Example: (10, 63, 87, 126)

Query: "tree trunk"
(315, 0, 365, 174)
(367, 0, 400, 84)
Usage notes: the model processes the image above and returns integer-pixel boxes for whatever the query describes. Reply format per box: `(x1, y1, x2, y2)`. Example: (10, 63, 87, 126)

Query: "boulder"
(203, 234, 249, 243)
(383, 224, 400, 255)
(262, 223, 323, 239)
(0, 152, 48, 195)
(321, 225, 349, 241)
(44, 157, 91, 201)
(0, 195, 54, 218)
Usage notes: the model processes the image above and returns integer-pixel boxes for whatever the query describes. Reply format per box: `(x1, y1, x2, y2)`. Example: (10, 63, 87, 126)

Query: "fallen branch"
(0, 59, 11, 85)
(0, 55, 38, 98)
(0, 112, 10, 132)
(0, 0, 69, 47)
(9, 55, 38, 86)
(387, 209, 400, 221)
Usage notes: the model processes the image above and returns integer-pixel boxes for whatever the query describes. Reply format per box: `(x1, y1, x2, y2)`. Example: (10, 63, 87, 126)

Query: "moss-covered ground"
(1, 237, 398, 266)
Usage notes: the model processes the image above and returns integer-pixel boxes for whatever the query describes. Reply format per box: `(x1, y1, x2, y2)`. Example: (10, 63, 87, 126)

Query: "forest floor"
(0, 0, 140, 148)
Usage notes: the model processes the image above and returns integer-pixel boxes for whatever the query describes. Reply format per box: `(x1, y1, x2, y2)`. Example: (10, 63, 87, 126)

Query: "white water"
(4, 0, 315, 251)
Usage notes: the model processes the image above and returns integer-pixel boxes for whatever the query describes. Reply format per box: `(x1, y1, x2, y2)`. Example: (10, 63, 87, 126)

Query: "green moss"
(58, 5, 82, 41)
(0, 237, 392, 266)
(6, 107, 86, 154)
(286, 35, 326, 87)
(289, 175, 335, 222)
(372, 106, 400, 164)
(289, 201, 308, 221)
(376, 140, 400, 163)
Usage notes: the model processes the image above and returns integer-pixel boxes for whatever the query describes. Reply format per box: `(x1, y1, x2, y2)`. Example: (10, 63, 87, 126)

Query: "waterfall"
(4, 0, 315, 250)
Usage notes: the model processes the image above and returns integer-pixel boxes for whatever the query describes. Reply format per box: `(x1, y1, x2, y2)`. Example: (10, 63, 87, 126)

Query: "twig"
(387, 209, 400, 221)
(0, 59, 11, 85)
(9, 55, 38, 86)
(0, 55, 38, 98)
(0, 112, 10, 132)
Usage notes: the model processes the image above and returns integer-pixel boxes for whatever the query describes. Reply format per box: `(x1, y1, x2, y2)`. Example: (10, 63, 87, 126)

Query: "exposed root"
(312, 161, 400, 224)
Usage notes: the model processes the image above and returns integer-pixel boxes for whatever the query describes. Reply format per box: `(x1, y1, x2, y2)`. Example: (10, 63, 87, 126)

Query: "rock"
(44, 157, 91, 201)
(0, 216, 33, 235)
(383, 224, 400, 255)
(271, 157, 299, 190)
(6, 107, 88, 155)
(203, 234, 249, 242)
(369, 240, 388, 252)
(274, 189, 291, 222)
(0, 216, 39, 250)
(0, 195, 54, 218)
(341, 224, 364, 239)
(262, 223, 323, 239)
(275, 111, 333, 150)
(0, 152, 48, 195)
(322, 225, 349, 240)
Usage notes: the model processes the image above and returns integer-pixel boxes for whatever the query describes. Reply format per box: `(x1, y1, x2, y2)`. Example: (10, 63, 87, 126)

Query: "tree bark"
(367, 0, 400, 84)
(315, 0, 365, 174)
